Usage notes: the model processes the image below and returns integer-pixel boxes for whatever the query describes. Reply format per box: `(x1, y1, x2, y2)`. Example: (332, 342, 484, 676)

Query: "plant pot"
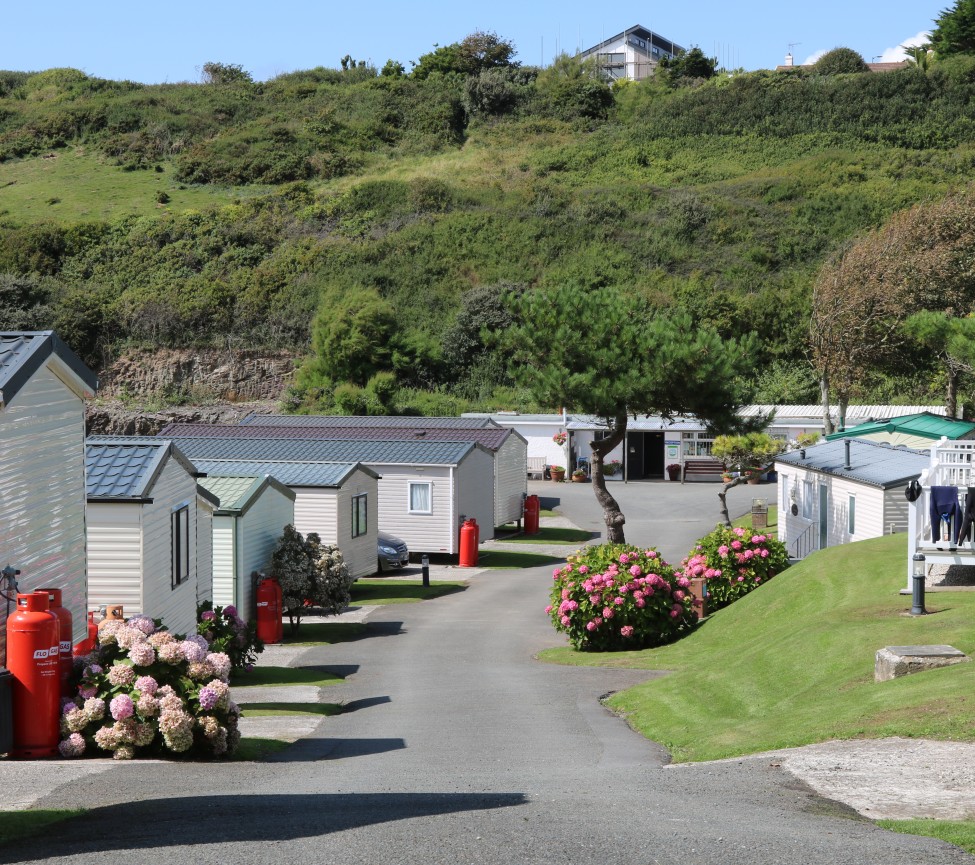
(551, 470, 565, 482)
(571, 475, 587, 483)
(747, 478, 760, 485)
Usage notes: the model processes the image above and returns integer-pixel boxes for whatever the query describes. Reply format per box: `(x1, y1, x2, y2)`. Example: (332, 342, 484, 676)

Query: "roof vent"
(799, 449, 806, 460)
(415, 430, 427, 437)
(844, 439, 852, 470)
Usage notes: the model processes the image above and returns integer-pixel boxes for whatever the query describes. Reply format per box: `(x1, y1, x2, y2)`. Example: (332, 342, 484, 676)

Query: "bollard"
(421, 554, 430, 588)
(910, 552, 927, 616)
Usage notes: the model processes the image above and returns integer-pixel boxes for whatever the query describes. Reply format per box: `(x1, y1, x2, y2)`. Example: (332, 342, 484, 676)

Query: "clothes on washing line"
(929, 485, 961, 547)
(956, 487, 975, 544)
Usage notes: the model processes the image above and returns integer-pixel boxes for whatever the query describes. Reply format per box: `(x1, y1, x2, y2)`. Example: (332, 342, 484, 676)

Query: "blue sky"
(4, 1, 946, 83)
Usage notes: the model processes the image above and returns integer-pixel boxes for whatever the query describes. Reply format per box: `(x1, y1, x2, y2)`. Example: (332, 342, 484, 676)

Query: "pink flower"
(629, 565, 642, 577)
(645, 550, 657, 558)
(761, 549, 769, 558)
(560, 615, 571, 626)
(718, 545, 729, 556)
(733, 527, 746, 537)
(731, 540, 742, 550)
(110, 694, 134, 721)
(201, 610, 217, 621)
(544, 605, 553, 614)
(586, 621, 597, 632)
(578, 566, 589, 574)
(620, 626, 635, 637)
(561, 589, 571, 600)
(619, 553, 630, 564)
(673, 590, 685, 601)
(635, 599, 645, 608)
(589, 594, 600, 604)
(737, 576, 745, 582)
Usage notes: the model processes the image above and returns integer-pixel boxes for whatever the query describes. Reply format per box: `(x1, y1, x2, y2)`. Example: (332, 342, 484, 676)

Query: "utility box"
(751, 498, 768, 531)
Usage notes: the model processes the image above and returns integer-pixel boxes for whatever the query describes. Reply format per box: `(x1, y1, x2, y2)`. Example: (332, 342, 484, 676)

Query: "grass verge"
(231, 666, 342, 688)
(241, 702, 342, 717)
(233, 737, 292, 761)
(877, 819, 975, 855)
(0, 810, 84, 845)
(732, 505, 778, 540)
(495, 527, 593, 545)
(476, 550, 564, 569)
(350, 580, 465, 605)
(538, 534, 975, 762)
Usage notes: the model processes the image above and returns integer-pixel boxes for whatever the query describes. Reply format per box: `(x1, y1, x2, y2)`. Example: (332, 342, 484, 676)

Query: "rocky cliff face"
(86, 347, 298, 435)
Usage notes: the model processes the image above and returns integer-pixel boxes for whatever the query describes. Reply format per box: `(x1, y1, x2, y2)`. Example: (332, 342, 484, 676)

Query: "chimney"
(844, 440, 852, 470)
(785, 52, 794, 67)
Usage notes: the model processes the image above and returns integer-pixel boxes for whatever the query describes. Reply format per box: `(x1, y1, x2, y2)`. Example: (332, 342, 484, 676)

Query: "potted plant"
(550, 465, 566, 482)
(571, 468, 587, 482)
(666, 463, 682, 482)
(603, 459, 622, 477)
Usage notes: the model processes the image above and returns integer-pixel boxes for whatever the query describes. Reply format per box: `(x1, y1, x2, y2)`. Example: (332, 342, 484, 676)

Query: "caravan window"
(408, 482, 433, 514)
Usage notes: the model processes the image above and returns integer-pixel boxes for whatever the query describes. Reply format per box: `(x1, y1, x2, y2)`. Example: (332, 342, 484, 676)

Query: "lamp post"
(911, 552, 927, 616)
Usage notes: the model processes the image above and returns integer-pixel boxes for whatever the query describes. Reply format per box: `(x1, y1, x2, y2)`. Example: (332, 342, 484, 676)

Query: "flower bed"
(546, 543, 697, 651)
(59, 615, 241, 760)
(679, 526, 789, 611)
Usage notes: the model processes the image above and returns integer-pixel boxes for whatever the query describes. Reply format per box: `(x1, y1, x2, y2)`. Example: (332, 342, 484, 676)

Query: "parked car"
(377, 531, 410, 573)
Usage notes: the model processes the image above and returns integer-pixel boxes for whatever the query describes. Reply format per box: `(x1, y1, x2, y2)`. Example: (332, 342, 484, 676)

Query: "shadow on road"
(0, 792, 529, 861)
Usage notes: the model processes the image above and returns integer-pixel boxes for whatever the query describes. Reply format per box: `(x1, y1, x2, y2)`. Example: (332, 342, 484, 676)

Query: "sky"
(2, 1, 946, 83)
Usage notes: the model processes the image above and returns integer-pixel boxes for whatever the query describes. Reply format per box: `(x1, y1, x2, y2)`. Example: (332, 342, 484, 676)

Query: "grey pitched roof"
(197, 474, 295, 514)
(241, 414, 498, 429)
(775, 439, 929, 489)
(85, 437, 199, 500)
(158, 422, 517, 451)
(192, 460, 375, 488)
(0, 331, 97, 407)
(162, 435, 480, 466)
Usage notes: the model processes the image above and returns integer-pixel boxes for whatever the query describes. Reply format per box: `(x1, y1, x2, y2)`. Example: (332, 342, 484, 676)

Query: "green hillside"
(3, 57, 975, 410)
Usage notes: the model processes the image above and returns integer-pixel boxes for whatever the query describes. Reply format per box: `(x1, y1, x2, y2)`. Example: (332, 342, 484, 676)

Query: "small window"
(802, 480, 814, 519)
(780, 474, 789, 510)
(352, 493, 368, 538)
(171, 505, 190, 589)
(408, 481, 432, 514)
(848, 495, 856, 535)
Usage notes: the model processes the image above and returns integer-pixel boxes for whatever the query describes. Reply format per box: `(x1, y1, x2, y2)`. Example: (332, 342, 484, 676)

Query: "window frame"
(171, 504, 190, 589)
(848, 494, 856, 536)
(352, 493, 368, 538)
(407, 481, 433, 515)
(802, 480, 814, 520)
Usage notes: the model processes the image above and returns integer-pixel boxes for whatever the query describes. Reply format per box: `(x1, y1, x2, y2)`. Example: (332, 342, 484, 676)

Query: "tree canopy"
(812, 48, 870, 75)
(503, 285, 755, 542)
(931, 0, 975, 56)
(659, 47, 718, 83)
(412, 31, 518, 79)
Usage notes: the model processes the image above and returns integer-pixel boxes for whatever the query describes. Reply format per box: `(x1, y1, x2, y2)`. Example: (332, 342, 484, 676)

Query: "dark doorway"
(626, 432, 665, 479)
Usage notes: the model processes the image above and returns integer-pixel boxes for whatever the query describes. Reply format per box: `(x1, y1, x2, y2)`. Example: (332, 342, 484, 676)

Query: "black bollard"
(421, 554, 430, 588)
(910, 552, 927, 616)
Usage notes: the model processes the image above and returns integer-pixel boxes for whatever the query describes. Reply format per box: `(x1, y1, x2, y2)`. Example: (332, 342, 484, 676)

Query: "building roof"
(241, 414, 498, 429)
(197, 474, 295, 515)
(85, 437, 199, 500)
(825, 412, 975, 444)
(742, 404, 948, 427)
(0, 331, 97, 408)
(192, 460, 377, 488)
(167, 436, 480, 466)
(158, 422, 519, 451)
(775, 61, 910, 73)
(775, 438, 929, 489)
(578, 24, 684, 58)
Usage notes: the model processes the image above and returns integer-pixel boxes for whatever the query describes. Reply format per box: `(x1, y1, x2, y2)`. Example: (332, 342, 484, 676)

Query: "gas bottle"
(36, 588, 73, 697)
(73, 610, 100, 658)
(524, 495, 540, 535)
(459, 518, 479, 567)
(256, 577, 282, 644)
(7, 592, 60, 757)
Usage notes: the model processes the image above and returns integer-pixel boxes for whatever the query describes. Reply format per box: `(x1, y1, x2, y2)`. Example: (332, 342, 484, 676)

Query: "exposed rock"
(875, 645, 969, 682)
(86, 400, 278, 436)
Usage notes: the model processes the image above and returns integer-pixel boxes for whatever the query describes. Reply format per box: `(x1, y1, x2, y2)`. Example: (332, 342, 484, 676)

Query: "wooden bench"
(527, 456, 546, 479)
(683, 459, 726, 483)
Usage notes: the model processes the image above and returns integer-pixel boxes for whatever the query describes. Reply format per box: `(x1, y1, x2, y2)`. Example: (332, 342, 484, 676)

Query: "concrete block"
(875, 645, 970, 682)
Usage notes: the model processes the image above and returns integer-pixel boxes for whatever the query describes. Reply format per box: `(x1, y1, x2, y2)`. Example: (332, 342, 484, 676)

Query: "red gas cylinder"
(459, 518, 479, 567)
(271, 578, 283, 642)
(7, 592, 60, 757)
(524, 495, 540, 535)
(256, 577, 282, 645)
(37, 588, 73, 697)
(73, 611, 99, 658)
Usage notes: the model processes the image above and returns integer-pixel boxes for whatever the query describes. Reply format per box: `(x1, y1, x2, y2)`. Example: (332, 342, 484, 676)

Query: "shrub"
(59, 615, 241, 760)
(546, 543, 697, 651)
(679, 526, 789, 611)
(197, 602, 263, 671)
(813, 48, 870, 76)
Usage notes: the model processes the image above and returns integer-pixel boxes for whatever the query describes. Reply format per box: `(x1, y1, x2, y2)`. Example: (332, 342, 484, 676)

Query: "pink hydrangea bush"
(196, 602, 263, 672)
(546, 544, 697, 651)
(60, 616, 240, 760)
(679, 525, 789, 611)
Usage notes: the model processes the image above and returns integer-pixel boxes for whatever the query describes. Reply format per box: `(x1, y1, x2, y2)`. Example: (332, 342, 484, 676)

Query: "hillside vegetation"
(3, 56, 975, 411)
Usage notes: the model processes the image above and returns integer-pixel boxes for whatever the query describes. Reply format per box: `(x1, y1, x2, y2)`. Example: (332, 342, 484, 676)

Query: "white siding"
(376, 467, 454, 553)
(882, 489, 910, 536)
(330, 469, 378, 579)
(140, 456, 200, 635)
(211, 518, 235, 609)
(196, 497, 213, 606)
(87, 503, 143, 616)
(236, 485, 294, 618)
(293, 488, 338, 546)
(457, 447, 496, 544)
(495, 436, 528, 527)
(0, 366, 88, 658)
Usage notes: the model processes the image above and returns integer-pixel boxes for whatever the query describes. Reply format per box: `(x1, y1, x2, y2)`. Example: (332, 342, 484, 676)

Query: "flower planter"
(571, 475, 587, 483)
(550, 470, 565, 482)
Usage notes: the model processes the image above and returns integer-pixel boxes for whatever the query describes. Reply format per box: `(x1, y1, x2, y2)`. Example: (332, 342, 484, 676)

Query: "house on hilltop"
(576, 24, 684, 81)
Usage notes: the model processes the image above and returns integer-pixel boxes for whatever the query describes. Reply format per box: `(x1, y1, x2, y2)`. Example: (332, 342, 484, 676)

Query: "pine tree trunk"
(820, 376, 835, 435)
(718, 476, 746, 527)
(590, 415, 628, 544)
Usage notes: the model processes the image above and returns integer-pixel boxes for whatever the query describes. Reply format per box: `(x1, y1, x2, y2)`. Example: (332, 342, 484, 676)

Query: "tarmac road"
(5, 551, 970, 864)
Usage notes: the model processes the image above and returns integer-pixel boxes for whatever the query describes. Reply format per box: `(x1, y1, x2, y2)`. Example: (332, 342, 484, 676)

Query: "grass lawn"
(495, 527, 593, 545)
(476, 550, 564, 569)
(732, 505, 778, 540)
(350, 580, 465, 605)
(230, 666, 343, 688)
(539, 534, 975, 763)
(0, 810, 84, 845)
(233, 737, 292, 761)
(241, 702, 342, 718)
(878, 819, 975, 855)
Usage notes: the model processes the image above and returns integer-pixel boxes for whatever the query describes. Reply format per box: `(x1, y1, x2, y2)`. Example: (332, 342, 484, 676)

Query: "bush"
(679, 526, 789, 611)
(59, 615, 241, 759)
(197, 602, 263, 671)
(546, 543, 697, 651)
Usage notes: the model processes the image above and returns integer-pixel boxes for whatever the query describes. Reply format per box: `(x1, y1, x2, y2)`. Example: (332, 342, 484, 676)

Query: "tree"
(711, 432, 785, 526)
(200, 62, 253, 85)
(812, 47, 870, 75)
(659, 47, 718, 83)
(502, 285, 755, 543)
(536, 53, 614, 120)
(931, 0, 975, 57)
(381, 59, 406, 78)
(412, 31, 517, 79)
(902, 311, 975, 416)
